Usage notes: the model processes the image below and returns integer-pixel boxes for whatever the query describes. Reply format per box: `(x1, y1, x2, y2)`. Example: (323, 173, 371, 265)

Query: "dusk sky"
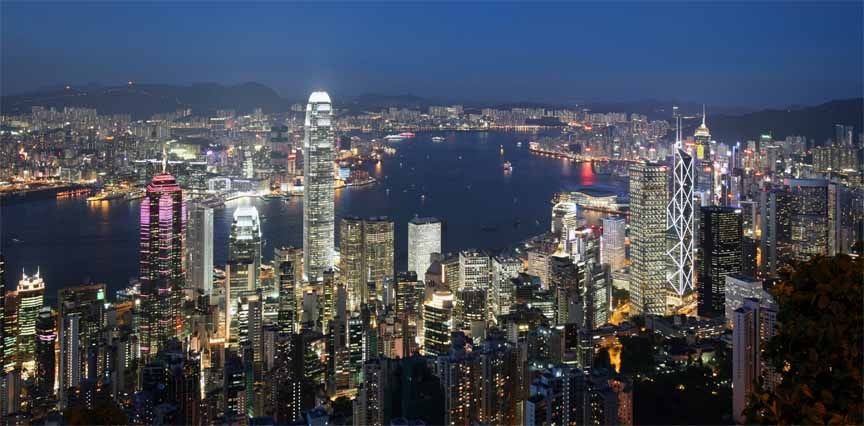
(2, 2, 862, 107)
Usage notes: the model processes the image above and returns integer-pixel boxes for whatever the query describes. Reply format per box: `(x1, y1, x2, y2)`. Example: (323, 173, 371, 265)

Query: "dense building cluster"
(0, 89, 861, 425)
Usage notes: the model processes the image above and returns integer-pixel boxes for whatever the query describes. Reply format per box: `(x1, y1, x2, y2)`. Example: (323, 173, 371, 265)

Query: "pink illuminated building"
(139, 172, 185, 358)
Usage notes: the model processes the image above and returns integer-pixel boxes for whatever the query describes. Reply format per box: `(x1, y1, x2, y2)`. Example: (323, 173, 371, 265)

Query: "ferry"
(431, 136, 445, 143)
(384, 132, 416, 142)
(87, 191, 125, 202)
(503, 161, 513, 172)
(125, 189, 145, 201)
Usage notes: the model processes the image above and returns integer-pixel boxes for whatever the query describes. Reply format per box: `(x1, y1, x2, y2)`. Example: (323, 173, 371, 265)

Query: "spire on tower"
(162, 142, 167, 173)
(695, 104, 711, 139)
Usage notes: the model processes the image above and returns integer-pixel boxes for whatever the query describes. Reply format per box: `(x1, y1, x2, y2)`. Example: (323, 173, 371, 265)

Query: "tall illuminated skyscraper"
(2, 290, 16, 370)
(422, 290, 454, 357)
(227, 206, 262, 347)
(276, 247, 302, 337)
(629, 162, 668, 316)
(339, 217, 365, 309)
(363, 217, 395, 303)
(303, 91, 335, 283)
(228, 207, 262, 296)
(139, 171, 185, 358)
(458, 250, 490, 290)
(339, 216, 395, 307)
(16, 270, 45, 359)
(187, 202, 214, 295)
(601, 217, 626, 272)
(57, 312, 80, 409)
(56, 283, 105, 408)
(408, 217, 442, 278)
(693, 106, 714, 203)
(667, 115, 695, 297)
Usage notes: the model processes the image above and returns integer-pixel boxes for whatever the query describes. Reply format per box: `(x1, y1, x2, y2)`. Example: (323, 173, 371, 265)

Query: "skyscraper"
(276, 247, 302, 338)
(698, 206, 743, 318)
(786, 179, 831, 262)
(58, 312, 80, 409)
(227, 206, 262, 308)
(339, 216, 395, 307)
(0, 256, 4, 369)
(601, 217, 626, 272)
(629, 162, 668, 316)
(759, 188, 792, 277)
(363, 217, 395, 303)
(459, 250, 490, 290)
(733, 298, 778, 424)
(139, 172, 185, 357)
(2, 290, 16, 369)
(667, 116, 695, 297)
(187, 202, 214, 295)
(408, 217, 442, 278)
(490, 256, 522, 317)
(693, 106, 714, 203)
(303, 91, 335, 283)
(724, 274, 774, 329)
(339, 216, 365, 309)
(16, 269, 45, 359)
(422, 290, 454, 357)
(34, 307, 55, 403)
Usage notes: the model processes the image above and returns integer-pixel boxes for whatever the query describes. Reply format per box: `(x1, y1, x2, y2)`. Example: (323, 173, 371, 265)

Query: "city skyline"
(2, 2, 863, 107)
(0, 3, 861, 423)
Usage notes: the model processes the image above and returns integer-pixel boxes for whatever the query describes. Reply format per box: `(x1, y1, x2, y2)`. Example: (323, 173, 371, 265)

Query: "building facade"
(629, 162, 668, 316)
(303, 91, 336, 282)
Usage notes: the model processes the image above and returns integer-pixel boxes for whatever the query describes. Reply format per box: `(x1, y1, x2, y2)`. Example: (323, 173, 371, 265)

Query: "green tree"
(744, 255, 863, 425)
(619, 334, 656, 376)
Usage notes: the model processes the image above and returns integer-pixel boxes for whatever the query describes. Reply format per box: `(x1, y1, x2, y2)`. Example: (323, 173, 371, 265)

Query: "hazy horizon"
(2, 2, 862, 109)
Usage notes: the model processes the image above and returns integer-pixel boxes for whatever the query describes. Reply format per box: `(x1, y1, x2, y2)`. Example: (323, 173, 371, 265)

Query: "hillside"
(705, 98, 863, 144)
(1, 82, 290, 119)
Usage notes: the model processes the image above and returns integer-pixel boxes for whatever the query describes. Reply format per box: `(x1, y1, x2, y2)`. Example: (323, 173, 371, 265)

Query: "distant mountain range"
(1, 82, 290, 118)
(2, 82, 860, 144)
(703, 98, 862, 144)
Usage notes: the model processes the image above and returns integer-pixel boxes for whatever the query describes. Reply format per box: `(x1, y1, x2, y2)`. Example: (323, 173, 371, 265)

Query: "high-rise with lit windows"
(227, 206, 262, 318)
(601, 217, 626, 272)
(423, 290, 454, 357)
(16, 270, 45, 359)
(629, 162, 668, 316)
(698, 206, 743, 318)
(408, 217, 442, 278)
(303, 91, 335, 283)
(139, 172, 185, 358)
(667, 117, 695, 297)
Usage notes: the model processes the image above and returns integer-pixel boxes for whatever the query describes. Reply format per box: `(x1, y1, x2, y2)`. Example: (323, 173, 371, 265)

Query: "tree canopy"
(744, 255, 863, 425)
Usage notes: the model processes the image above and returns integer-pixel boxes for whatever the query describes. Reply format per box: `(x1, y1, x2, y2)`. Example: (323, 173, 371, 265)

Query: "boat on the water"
(503, 161, 513, 172)
(384, 132, 416, 142)
(431, 136, 445, 143)
(87, 191, 125, 202)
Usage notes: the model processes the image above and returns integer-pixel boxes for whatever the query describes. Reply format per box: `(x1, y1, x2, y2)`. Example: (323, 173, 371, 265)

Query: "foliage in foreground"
(744, 255, 863, 425)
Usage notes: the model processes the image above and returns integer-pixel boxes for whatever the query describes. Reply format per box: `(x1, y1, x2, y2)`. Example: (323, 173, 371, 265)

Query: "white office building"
(303, 91, 335, 282)
(601, 217, 627, 272)
(408, 217, 442, 278)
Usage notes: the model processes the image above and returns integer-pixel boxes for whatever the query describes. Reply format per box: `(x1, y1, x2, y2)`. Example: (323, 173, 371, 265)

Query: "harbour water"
(1, 131, 627, 299)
